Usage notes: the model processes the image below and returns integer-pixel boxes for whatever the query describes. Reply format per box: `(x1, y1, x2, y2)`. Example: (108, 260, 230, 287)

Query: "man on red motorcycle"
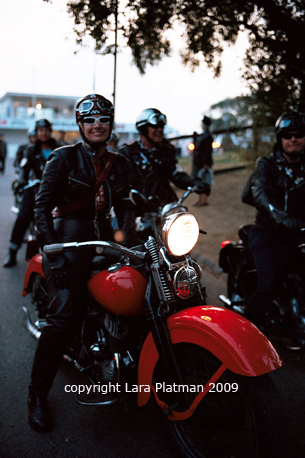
(244, 111, 305, 347)
(27, 94, 135, 433)
(119, 108, 210, 209)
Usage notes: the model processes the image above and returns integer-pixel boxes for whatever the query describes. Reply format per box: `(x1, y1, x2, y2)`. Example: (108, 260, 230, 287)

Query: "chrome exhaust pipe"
(22, 306, 41, 340)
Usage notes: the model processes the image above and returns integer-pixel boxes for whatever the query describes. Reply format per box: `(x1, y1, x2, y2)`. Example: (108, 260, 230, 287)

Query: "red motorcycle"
(22, 209, 286, 458)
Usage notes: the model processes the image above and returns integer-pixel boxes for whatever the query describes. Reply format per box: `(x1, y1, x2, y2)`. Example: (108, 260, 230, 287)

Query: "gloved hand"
(15, 180, 27, 193)
(282, 216, 305, 232)
(194, 180, 210, 196)
(48, 254, 73, 290)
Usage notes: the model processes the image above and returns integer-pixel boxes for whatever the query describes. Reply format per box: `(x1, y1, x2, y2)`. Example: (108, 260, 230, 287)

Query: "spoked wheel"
(154, 344, 287, 458)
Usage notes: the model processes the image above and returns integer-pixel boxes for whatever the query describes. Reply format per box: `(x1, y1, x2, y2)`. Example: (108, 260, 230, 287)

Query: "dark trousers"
(0, 157, 5, 172)
(29, 218, 96, 397)
(10, 187, 36, 249)
(246, 224, 304, 326)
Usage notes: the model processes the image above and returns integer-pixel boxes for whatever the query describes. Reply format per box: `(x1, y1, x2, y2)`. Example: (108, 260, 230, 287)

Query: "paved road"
(0, 159, 304, 458)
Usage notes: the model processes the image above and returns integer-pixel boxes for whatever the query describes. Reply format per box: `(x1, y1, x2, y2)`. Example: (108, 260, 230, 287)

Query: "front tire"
(154, 344, 287, 458)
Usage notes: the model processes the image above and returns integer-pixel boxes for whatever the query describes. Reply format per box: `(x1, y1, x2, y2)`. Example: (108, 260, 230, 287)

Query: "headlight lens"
(161, 213, 199, 256)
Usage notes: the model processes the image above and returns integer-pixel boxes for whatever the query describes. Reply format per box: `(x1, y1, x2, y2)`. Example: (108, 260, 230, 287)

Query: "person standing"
(27, 94, 135, 433)
(193, 116, 214, 206)
(3, 119, 57, 267)
(0, 133, 8, 173)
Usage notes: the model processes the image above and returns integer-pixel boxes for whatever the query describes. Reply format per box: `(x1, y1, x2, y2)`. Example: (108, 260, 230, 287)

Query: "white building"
(0, 92, 176, 158)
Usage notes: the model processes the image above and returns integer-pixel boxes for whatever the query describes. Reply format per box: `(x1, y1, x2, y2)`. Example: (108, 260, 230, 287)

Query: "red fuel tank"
(87, 266, 148, 316)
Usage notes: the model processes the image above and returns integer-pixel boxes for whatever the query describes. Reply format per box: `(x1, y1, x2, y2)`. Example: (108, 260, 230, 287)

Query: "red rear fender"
(22, 254, 44, 296)
(137, 306, 283, 407)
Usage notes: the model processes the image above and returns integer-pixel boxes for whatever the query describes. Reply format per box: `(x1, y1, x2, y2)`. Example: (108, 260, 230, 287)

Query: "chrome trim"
(22, 306, 41, 340)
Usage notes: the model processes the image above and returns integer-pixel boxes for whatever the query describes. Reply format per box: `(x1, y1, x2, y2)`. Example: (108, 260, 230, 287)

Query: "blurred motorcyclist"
(119, 108, 210, 210)
(0, 133, 8, 173)
(244, 111, 305, 346)
(13, 129, 37, 170)
(56, 129, 69, 146)
(3, 119, 57, 268)
(27, 94, 135, 433)
(107, 131, 120, 152)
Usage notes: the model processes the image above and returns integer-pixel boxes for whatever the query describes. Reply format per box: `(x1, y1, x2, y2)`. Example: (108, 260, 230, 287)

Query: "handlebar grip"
(43, 243, 65, 255)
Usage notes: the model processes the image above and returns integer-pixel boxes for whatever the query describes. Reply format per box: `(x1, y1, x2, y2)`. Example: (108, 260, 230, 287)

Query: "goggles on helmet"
(77, 99, 113, 116)
(147, 112, 167, 127)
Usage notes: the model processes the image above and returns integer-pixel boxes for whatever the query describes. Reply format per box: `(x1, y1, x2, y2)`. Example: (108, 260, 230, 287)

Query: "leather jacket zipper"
(68, 176, 91, 187)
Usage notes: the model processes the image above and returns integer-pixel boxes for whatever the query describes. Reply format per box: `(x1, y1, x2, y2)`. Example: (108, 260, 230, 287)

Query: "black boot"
(3, 249, 17, 268)
(28, 394, 52, 433)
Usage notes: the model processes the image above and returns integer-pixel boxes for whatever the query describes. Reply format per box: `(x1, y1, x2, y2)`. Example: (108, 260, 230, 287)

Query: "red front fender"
(21, 254, 44, 296)
(137, 306, 283, 407)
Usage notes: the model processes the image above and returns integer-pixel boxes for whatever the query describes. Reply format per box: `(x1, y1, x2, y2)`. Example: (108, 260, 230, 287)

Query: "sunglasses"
(82, 116, 111, 125)
(78, 100, 112, 115)
(281, 131, 305, 140)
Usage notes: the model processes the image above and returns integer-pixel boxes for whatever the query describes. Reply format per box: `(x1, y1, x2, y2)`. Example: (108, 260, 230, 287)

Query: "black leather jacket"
(119, 140, 204, 208)
(251, 148, 305, 231)
(34, 142, 135, 248)
(19, 138, 58, 184)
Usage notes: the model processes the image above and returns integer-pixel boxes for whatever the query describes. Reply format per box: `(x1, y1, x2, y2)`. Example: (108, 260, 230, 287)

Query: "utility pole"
(113, 0, 118, 124)
(92, 51, 97, 93)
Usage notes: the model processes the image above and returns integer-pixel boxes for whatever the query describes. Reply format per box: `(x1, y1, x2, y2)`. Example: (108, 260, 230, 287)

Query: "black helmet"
(275, 111, 305, 137)
(28, 128, 36, 137)
(109, 132, 120, 142)
(136, 108, 167, 133)
(35, 119, 52, 132)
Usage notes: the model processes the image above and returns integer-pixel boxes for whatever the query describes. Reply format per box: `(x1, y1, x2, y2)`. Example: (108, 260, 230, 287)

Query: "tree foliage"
(210, 96, 276, 161)
(44, 0, 305, 117)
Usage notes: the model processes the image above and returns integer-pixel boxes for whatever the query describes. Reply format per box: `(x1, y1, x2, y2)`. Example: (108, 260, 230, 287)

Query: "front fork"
(144, 276, 226, 419)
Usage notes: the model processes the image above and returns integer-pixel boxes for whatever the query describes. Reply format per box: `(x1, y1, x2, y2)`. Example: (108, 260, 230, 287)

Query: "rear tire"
(154, 344, 287, 458)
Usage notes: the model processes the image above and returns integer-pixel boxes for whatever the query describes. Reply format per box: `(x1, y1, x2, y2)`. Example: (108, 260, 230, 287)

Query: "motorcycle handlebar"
(43, 241, 147, 261)
(177, 187, 195, 204)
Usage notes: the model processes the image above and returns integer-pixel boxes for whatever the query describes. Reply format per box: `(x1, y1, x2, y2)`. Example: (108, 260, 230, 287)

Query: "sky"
(0, 0, 249, 135)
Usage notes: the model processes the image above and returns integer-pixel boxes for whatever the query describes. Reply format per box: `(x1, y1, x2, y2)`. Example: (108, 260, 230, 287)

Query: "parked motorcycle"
(22, 212, 286, 457)
(219, 223, 305, 349)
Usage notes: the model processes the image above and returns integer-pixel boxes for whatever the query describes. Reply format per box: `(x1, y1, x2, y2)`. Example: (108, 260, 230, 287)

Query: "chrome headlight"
(161, 203, 188, 219)
(161, 212, 199, 256)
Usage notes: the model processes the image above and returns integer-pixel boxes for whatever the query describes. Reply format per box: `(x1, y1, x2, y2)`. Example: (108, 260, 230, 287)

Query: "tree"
(44, 0, 305, 115)
(210, 96, 275, 160)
